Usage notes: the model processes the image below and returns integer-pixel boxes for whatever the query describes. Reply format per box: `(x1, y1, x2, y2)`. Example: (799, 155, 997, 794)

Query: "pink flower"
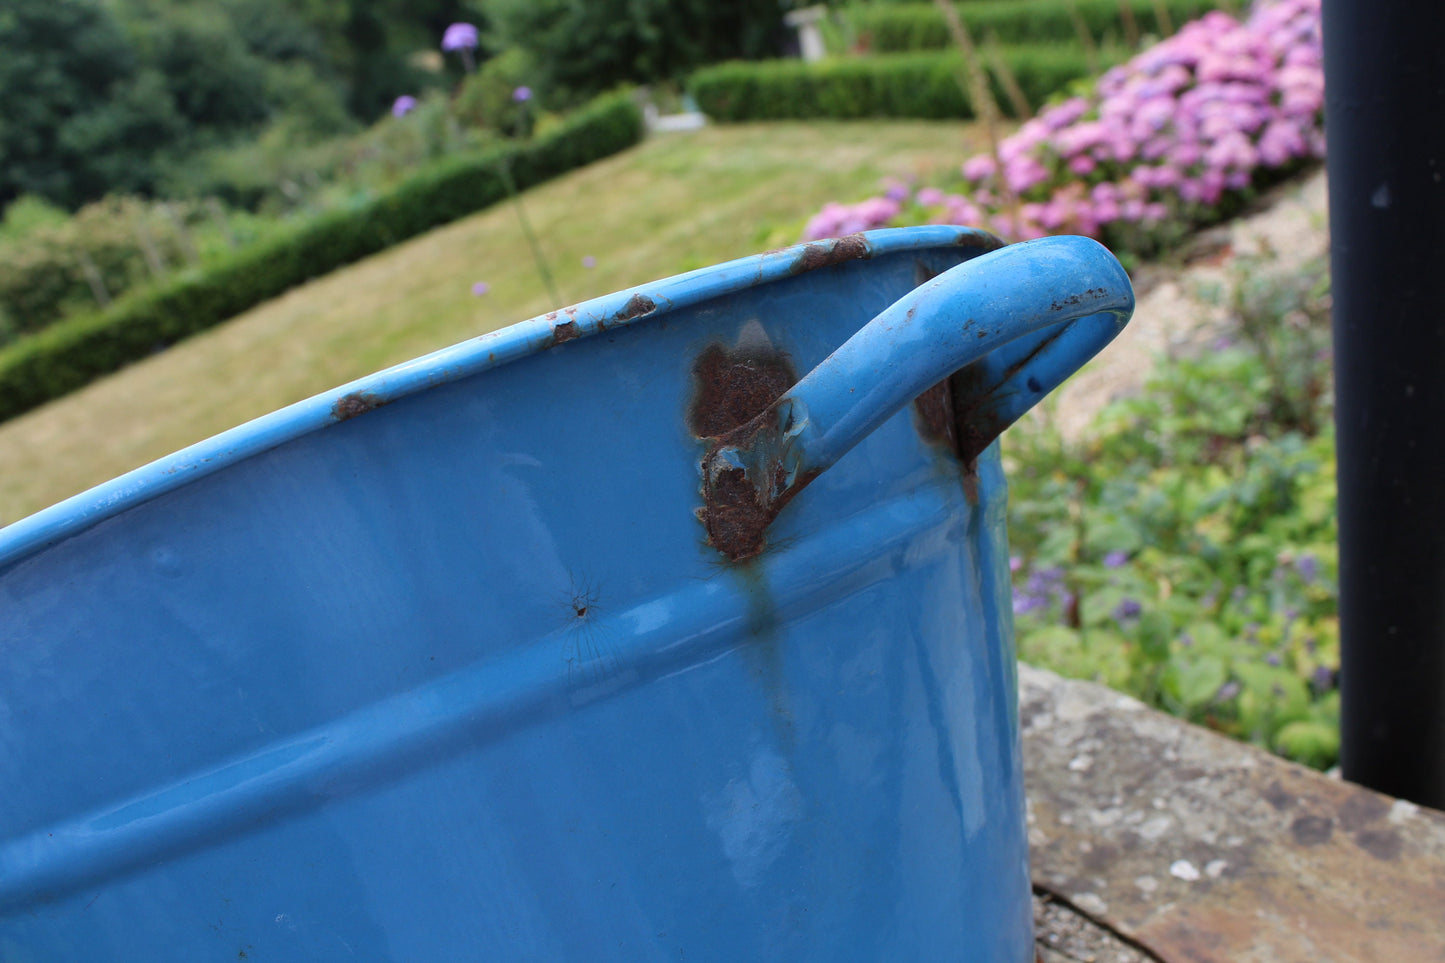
(916, 186, 946, 206)
(472, 281, 490, 296)
(962, 155, 997, 182)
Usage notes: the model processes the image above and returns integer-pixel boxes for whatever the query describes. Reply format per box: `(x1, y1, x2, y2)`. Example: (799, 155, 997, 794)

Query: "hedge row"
(0, 92, 644, 423)
(840, 0, 1222, 52)
(688, 46, 1119, 123)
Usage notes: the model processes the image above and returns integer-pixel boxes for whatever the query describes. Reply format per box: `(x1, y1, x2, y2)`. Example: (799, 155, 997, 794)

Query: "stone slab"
(1020, 663, 1445, 962)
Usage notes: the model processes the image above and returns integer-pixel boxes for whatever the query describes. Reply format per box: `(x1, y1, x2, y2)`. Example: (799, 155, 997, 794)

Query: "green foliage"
(453, 48, 538, 138)
(488, 0, 785, 108)
(688, 47, 1117, 122)
(840, 0, 1220, 53)
(170, 89, 492, 215)
(0, 0, 181, 208)
(0, 195, 68, 242)
(1006, 254, 1339, 768)
(0, 197, 197, 335)
(0, 92, 644, 421)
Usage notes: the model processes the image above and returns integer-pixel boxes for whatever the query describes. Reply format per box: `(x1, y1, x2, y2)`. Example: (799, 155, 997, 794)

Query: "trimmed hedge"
(0, 92, 644, 422)
(688, 46, 1120, 122)
(841, 0, 1221, 52)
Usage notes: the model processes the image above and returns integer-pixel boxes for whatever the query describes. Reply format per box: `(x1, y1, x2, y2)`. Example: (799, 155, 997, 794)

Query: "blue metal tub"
(0, 228, 1133, 961)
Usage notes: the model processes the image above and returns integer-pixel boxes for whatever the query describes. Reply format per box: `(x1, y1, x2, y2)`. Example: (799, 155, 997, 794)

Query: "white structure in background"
(644, 102, 707, 133)
(784, 5, 828, 62)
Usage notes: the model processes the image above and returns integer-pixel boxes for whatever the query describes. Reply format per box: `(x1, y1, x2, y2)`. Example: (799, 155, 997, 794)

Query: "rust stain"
(1050, 287, 1109, 312)
(789, 234, 871, 276)
(617, 293, 655, 321)
(332, 391, 387, 422)
(687, 343, 797, 438)
(688, 341, 809, 562)
(952, 327, 1064, 463)
(913, 379, 961, 457)
(550, 320, 582, 345)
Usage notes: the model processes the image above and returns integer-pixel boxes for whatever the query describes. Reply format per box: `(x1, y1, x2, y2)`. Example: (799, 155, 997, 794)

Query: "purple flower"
(916, 186, 946, 207)
(1296, 553, 1320, 583)
(1311, 665, 1335, 692)
(1266, 653, 1282, 667)
(1104, 550, 1129, 569)
(513, 86, 533, 103)
(471, 281, 490, 296)
(1113, 598, 1143, 623)
(391, 95, 418, 118)
(1214, 680, 1241, 703)
(581, 255, 596, 269)
(441, 22, 479, 51)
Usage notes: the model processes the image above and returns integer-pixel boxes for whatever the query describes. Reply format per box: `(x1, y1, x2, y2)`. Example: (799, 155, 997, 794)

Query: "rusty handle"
(699, 235, 1134, 560)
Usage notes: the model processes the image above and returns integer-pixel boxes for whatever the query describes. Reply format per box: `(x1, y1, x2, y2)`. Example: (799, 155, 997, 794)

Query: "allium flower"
(471, 281, 490, 296)
(391, 95, 417, 118)
(513, 86, 533, 103)
(441, 22, 479, 51)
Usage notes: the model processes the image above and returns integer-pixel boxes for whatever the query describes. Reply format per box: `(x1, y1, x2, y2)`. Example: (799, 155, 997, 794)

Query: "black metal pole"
(1323, 0, 1445, 808)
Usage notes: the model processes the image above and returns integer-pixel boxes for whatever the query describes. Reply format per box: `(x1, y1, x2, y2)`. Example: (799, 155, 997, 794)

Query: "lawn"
(0, 120, 990, 524)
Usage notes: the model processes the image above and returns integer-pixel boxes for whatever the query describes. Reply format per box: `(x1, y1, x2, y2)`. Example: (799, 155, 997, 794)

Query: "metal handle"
(699, 234, 1135, 561)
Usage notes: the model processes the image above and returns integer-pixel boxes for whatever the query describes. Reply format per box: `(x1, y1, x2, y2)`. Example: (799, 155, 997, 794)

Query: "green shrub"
(688, 46, 1117, 122)
(0, 92, 645, 422)
(840, 0, 1221, 52)
(1007, 254, 1340, 769)
(0, 197, 201, 335)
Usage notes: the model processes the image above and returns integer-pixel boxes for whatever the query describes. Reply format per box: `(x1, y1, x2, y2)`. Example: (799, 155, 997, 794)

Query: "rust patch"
(617, 293, 655, 321)
(952, 326, 1064, 463)
(1050, 287, 1110, 312)
(913, 378, 961, 457)
(550, 320, 582, 345)
(687, 343, 797, 438)
(789, 234, 871, 275)
(688, 341, 809, 562)
(332, 391, 387, 422)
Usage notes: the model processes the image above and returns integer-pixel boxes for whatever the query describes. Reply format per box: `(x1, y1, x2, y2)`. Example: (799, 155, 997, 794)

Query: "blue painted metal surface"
(0, 229, 1133, 961)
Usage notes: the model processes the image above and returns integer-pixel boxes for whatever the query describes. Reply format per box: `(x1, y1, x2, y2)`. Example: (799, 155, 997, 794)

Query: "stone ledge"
(1020, 663, 1445, 963)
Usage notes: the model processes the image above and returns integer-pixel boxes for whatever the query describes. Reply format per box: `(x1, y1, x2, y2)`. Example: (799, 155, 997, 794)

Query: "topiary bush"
(840, 0, 1222, 53)
(688, 46, 1116, 122)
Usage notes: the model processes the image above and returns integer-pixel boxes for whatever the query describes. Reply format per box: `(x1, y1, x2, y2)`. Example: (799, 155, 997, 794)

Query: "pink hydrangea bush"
(803, 0, 1323, 252)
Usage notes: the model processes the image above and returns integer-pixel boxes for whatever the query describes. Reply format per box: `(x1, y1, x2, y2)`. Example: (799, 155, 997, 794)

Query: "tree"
(486, 0, 786, 107)
(0, 0, 181, 208)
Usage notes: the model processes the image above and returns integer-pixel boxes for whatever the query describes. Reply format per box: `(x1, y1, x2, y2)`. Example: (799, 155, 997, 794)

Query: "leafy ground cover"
(1005, 250, 1338, 767)
(804, 0, 1323, 260)
(0, 119, 987, 524)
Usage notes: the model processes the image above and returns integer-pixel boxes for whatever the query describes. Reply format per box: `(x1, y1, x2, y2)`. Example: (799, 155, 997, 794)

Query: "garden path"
(1039, 168, 1330, 442)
